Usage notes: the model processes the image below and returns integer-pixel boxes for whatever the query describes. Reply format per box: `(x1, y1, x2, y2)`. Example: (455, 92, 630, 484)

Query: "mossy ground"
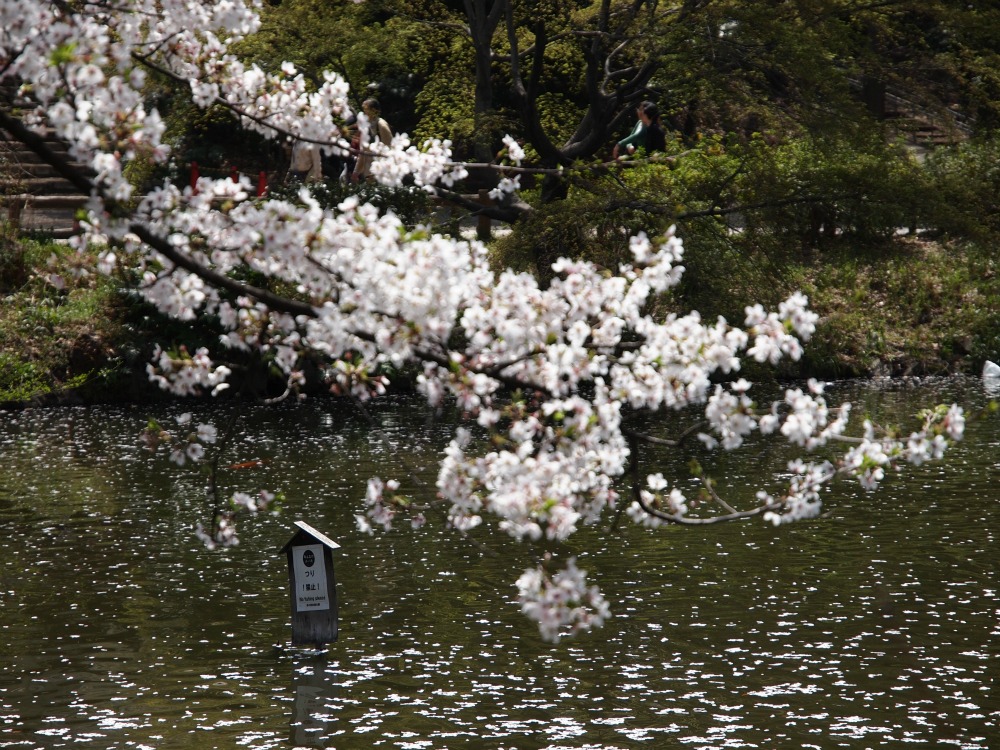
(791, 236, 1000, 378)
(0, 228, 151, 405)
(1, 223, 997, 406)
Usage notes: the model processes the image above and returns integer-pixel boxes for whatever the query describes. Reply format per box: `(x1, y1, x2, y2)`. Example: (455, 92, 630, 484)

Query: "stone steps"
(1, 104, 89, 236)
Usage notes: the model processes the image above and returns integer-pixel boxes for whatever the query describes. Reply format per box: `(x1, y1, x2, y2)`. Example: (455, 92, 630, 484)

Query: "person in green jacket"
(613, 100, 665, 159)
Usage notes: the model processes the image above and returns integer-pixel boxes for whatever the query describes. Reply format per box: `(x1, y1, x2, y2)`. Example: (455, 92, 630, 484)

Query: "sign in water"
(292, 544, 330, 612)
(281, 520, 340, 646)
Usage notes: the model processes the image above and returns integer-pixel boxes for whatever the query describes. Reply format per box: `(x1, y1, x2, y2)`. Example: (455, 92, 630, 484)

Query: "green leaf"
(50, 42, 77, 66)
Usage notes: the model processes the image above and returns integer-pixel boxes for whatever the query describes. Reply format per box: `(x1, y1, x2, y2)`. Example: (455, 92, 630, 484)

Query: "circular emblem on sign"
(302, 549, 315, 567)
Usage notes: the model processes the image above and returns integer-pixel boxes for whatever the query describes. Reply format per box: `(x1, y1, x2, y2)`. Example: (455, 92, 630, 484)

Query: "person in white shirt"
(351, 98, 392, 183)
(287, 139, 322, 184)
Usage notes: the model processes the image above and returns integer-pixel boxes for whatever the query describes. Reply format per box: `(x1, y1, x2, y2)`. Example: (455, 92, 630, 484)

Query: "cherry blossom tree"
(0, 0, 967, 642)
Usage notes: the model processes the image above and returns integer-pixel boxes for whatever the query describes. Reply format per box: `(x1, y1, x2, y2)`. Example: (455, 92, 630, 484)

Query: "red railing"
(189, 161, 268, 197)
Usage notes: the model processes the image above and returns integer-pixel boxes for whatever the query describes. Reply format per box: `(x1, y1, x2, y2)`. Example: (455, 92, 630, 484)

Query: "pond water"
(0, 378, 997, 749)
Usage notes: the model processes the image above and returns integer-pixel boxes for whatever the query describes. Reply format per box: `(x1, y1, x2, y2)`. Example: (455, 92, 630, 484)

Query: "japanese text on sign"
(292, 544, 330, 612)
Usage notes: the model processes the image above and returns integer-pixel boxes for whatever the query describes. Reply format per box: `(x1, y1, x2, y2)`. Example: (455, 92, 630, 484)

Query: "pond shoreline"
(0, 321, 990, 412)
(0, 355, 986, 413)
(2, 233, 997, 408)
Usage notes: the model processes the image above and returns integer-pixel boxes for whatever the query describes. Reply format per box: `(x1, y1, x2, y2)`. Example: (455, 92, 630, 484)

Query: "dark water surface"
(1, 378, 997, 749)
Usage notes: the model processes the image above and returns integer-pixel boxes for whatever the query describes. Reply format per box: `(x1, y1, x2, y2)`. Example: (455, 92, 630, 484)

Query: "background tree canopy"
(137, 0, 999, 372)
(229, 0, 999, 154)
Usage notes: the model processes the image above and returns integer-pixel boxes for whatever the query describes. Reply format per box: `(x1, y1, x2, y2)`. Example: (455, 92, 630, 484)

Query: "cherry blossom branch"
(129, 50, 357, 152)
(127, 223, 317, 319)
(636, 488, 784, 526)
(2, 0, 971, 646)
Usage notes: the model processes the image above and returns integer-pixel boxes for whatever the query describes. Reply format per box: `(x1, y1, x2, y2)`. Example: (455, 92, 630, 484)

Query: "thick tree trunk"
(464, 0, 506, 190)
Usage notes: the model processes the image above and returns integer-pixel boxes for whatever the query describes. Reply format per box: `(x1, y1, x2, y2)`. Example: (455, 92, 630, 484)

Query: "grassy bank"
(794, 237, 1000, 378)
(0, 228, 152, 406)
(1, 224, 998, 406)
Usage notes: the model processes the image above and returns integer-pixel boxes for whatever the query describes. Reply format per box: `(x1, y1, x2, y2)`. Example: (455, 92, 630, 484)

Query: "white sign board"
(292, 544, 330, 612)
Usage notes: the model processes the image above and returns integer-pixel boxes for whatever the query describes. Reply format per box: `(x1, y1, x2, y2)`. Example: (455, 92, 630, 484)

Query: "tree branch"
(636, 489, 784, 526)
(431, 184, 531, 224)
(127, 223, 317, 319)
(622, 419, 706, 449)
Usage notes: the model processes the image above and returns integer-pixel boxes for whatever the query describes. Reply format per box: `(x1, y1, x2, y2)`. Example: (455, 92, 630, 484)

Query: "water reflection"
(0, 379, 998, 748)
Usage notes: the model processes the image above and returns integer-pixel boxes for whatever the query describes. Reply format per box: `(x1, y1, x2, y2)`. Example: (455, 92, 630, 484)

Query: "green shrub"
(728, 132, 934, 245)
(0, 233, 130, 402)
(923, 137, 1000, 240)
(267, 180, 433, 228)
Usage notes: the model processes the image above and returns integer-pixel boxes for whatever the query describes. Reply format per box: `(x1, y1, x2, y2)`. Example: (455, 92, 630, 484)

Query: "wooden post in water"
(281, 521, 340, 647)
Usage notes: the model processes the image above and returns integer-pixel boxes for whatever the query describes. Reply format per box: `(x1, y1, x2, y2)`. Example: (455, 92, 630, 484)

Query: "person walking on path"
(322, 113, 357, 182)
(287, 138, 322, 184)
(351, 98, 392, 183)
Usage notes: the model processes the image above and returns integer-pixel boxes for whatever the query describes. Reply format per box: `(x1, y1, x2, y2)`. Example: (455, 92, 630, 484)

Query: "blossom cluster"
(355, 477, 427, 534)
(196, 488, 282, 551)
(516, 558, 610, 643)
(488, 135, 526, 200)
(626, 473, 689, 528)
(140, 412, 218, 466)
(147, 345, 232, 398)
